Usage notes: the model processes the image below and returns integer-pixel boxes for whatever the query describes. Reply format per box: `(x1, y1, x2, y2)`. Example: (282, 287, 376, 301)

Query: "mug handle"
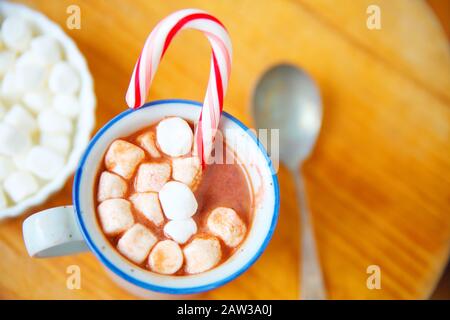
(23, 206, 89, 258)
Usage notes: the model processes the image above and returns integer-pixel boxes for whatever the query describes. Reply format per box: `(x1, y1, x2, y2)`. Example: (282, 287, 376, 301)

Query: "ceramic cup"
(22, 99, 279, 298)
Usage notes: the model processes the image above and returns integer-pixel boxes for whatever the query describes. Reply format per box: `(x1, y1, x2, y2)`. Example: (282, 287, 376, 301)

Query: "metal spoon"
(252, 64, 326, 300)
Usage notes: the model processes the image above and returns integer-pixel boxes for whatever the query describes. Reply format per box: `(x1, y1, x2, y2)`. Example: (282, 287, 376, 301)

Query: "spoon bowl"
(252, 64, 322, 169)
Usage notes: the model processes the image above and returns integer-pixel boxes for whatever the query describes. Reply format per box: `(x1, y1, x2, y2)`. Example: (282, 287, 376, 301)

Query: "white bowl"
(0, 2, 96, 219)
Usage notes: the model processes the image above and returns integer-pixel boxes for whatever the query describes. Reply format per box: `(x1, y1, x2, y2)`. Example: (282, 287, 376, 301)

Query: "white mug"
(22, 99, 279, 298)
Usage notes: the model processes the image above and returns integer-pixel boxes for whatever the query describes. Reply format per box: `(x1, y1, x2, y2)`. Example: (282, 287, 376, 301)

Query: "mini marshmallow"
(15, 51, 41, 68)
(23, 91, 52, 113)
(0, 123, 31, 156)
(0, 101, 5, 120)
(97, 171, 128, 202)
(13, 153, 28, 169)
(148, 240, 183, 275)
(3, 171, 39, 203)
(159, 181, 198, 220)
(136, 131, 160, 158)
(0, 156, 14, 181)
(172, 156, 201, 189)
(104, 140, 145, 179)
(98, 198, 134, 236)
(130, 192, 164, 227)
(207, 207, 247, 247)
(1, 71, 22, 102)
(40, 132, 71, 156)
(135, 162, 171, 192)
(156, 117, 193, 157)
(30, 35, 62, 65)
(163, 218, 197, 244)
(183, 236, 222, 274)
(0, 186, 7, 209)
(0, 51, 15, 76)
(52, 94, 80, 118)
(48, 62, 80, 95)
(4, 104, 37, 133)
(117, 224, 157, 264)
(25, 146, 65, 180)
(37, 109, 73, 134)
(15, 61, 47, 92)
(1, 16, 32, 52)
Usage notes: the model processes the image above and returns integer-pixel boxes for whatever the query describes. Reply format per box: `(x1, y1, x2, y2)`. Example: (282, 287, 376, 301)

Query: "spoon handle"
(293, 169, 327, 300)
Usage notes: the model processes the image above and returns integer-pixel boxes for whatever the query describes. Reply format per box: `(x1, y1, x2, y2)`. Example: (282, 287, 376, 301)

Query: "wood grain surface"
(0, 0, 449, 300)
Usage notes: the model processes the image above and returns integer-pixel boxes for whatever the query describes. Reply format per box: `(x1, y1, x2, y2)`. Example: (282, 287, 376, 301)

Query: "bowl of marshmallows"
(0, 2, 96, 219)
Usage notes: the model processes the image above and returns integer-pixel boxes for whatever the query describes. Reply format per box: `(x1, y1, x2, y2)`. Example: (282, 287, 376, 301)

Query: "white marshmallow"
(40, 132, 71, 156)
(183, 236, 222, 274)
(117, 224, 157, 264)
(1, 16, 32, 52)
(159, 181, 198, 220)
(3, 171, 39, 203)
(52, 94, 80, 118)
(0, 51, 15, 76)
(136, 131, 160, 158)
(207, 207, 247, 247)
(13, 152, 28, 169)
(37, 109, 73, 134)
(30, 35, 62, 65)
(1, 71, 22, 102)
(48, 62, 80, 94)
(163, 218, 197, 244)
(0, 123, 31, 156)
(4, 104, 37, 133)
(130, 192, 164, 227)
(98, 198, 134, 236)
(135, 162, 171, 193)
(15, 61, 47, 92)
(23, 91, 52, 113)
(0, 186, 7, 209)
(15, 51, 41, 68)
(25, 146, 65, 180)
(0, 156, 14, 181)
(156, 117, 193, 157)
(97, 171, 128, 202)
(149, 240, 183, 275)
(104, 140, 145, 179)
(0, 101, 6, 120)
(172, 156, 201, 189)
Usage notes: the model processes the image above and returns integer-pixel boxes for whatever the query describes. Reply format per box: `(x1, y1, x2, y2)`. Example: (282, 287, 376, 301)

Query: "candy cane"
(126, 9, 232, 168)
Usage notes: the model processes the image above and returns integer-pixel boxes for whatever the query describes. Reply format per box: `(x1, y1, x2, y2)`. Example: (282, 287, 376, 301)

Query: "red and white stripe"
(126, 9, 232, 168)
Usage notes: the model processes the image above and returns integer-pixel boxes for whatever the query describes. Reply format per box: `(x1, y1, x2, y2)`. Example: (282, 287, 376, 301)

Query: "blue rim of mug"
(73, 99, 280, 295)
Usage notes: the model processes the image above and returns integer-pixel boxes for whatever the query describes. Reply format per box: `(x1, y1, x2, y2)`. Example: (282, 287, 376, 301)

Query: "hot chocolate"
(94, 116, 253, 275)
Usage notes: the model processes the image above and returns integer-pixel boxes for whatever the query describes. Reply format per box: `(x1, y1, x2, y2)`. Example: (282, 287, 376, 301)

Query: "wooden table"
(1, 0, 449, 300)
